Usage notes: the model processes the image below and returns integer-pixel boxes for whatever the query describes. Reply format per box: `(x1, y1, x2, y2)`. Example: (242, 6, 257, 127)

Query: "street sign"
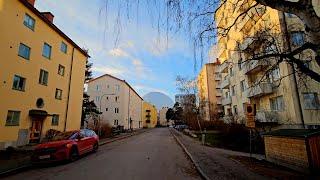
(245, 103, 255, 128)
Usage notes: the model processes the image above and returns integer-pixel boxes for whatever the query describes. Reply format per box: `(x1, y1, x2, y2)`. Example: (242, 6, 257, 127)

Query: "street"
(3, 128, 201, 180)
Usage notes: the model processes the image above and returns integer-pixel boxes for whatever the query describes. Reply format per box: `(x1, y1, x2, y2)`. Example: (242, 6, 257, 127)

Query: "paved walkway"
(171, 128, 267, 180)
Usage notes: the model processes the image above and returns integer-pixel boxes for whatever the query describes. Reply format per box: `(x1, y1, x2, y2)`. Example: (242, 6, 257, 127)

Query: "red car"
(32, 129, 99, 163)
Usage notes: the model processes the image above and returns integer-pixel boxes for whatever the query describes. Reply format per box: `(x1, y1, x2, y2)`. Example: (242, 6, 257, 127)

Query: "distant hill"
(143, 92, 174, 110)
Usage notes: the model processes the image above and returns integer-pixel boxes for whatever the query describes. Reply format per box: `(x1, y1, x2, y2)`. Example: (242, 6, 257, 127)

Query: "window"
(42, 43, 52, 59)
(115, 96, 119, 102)
(6, 111, 20, 126)
(96, 96, 100, 102)
(55, 89, 62, 100)
(233, 105, 238, 115)
(240, 80, 246, 92)
(115, 85, 120, 91)
(106, 108, 108, 111)
(238, 59, 242, 70)
(230, 67, 233, 76)
(114, 120, 119, 126)
(39, 69, 49, 85)
(23, 14, 35, 30)
(18, 43, 31, 60)
(60, 42, 67, 53)
(12, 75, 26, 91)
(303, 93, 320, 110)
(115, 108, 119, 113)
(231, 86, 235, 96)
(270, 96, 285, 111)
(58, 65, 65, 76)
(96, 85, 100, 91)
(269, 67, 280, 81)
(52, 115, 59, 126)
(291, 32, 304, 46)
(107, 85, 110, 89)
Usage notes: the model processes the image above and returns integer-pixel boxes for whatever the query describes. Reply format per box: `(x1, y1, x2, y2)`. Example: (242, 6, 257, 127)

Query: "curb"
(0, 164, 31, 177)
(169, 128, 211, 180)
(99, 130, 148, 146)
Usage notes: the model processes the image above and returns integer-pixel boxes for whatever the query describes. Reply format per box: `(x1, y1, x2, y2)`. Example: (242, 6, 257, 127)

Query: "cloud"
(108, 48, 130, 57)
(92, 66, 127, 77)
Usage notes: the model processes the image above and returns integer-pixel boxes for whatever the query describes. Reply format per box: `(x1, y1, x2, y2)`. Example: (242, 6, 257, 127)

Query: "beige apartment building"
(159, 107, 169, 126)
(0, 0, 88, 149)
(215, 0, 320, 128)
(87, 74, 143, 130)
(197, 63, 223, 121)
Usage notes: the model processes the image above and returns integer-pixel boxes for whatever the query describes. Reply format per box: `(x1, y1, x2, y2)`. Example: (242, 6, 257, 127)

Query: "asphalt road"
(4, 128, 201, 180)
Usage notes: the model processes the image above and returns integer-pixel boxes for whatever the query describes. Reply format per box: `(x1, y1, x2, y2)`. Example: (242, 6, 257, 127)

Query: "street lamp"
(98, 93, 115, 136)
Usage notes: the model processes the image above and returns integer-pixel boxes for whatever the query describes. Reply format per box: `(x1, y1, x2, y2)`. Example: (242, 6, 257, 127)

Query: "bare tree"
(101, 0, 320, 83)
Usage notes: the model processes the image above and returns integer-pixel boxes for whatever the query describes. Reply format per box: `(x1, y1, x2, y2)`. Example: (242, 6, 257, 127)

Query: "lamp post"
(98, 93, 115, 136)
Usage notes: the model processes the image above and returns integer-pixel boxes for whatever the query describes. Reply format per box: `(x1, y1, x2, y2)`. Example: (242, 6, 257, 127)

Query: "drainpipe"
(280, 12, 305, 129)
(64, 47, 75, 132)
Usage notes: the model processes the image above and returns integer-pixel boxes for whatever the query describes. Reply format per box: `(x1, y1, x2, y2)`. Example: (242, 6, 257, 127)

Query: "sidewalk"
(99, 128, 149, 145)
(0, 128, 149, 176)
(170, 128, 283, 180)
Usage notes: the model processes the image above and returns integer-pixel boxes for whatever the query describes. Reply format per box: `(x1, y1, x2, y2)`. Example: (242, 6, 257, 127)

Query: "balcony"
(216, 97, 222, 105)
(246, 83, 274, 98)
(221, 75, 230, 89)
(216, 89, 222, 97)
(255, 111, 279, 123)
(222, 97, 232, 105)
(215, 73, 222, 81)
(243, 60, 270, 75)
(219, 61, 229, 73)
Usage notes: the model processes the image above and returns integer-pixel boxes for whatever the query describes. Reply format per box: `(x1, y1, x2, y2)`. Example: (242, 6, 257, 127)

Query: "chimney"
(26, 0, 35, 6)
(41, 12, 54, 23)
(216, 58, 220, 64)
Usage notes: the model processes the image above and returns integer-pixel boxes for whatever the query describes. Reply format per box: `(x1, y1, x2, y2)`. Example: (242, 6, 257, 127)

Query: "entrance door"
(30, 120, 43, 143)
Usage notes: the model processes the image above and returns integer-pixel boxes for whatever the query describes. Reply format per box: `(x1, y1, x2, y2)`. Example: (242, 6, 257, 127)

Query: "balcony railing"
(222, 96, 232, 105)
(246, 83, 274, 98)
(215, 73, 222, 81)
(255, 111, 279, 123)
(219, 61, 229, 73)
(221, 75, 230, 89)
(243, 60, 270, 75)
(216, 97, 222, 105)
(216, 89, 222, 97)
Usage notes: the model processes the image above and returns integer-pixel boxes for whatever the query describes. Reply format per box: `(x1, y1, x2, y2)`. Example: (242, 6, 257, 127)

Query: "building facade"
(175, 94, 196, 110)
(87, 74, 143, 130)
(215, 0, 320, 128)
(197, 63, 223, 121)
(0, 0, 88, 149)
(142, 102, 157, 128)
(159, 107, 169, 126)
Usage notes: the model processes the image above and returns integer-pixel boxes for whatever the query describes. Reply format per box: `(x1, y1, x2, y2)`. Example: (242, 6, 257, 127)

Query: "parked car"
(32, 129, 99, 163)
(174, 125, 189, 131)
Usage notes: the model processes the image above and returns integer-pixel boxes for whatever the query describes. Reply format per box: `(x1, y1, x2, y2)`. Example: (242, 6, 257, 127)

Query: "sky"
(36, 0, 212, 100)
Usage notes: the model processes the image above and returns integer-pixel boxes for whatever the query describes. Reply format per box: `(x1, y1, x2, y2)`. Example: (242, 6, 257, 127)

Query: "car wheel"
(69, 147, 78, 162)
(93, 142, 99, 152)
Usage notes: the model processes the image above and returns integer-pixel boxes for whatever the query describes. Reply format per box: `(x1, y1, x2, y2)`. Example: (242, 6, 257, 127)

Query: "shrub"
(96, 123, 112, 138)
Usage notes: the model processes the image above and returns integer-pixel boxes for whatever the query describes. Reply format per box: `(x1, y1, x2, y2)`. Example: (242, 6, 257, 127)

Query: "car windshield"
(51, 131, 77, 141)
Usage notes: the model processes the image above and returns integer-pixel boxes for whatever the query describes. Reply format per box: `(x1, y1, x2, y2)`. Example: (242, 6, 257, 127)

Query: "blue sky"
(36, 0, 210, 100)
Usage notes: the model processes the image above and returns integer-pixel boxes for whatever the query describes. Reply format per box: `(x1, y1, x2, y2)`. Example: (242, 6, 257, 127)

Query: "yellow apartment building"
(0, 0, 89, 149)
(197, 63, 223, 121)
(215, 0, 320, 128)
(142, 102, 157, 128)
